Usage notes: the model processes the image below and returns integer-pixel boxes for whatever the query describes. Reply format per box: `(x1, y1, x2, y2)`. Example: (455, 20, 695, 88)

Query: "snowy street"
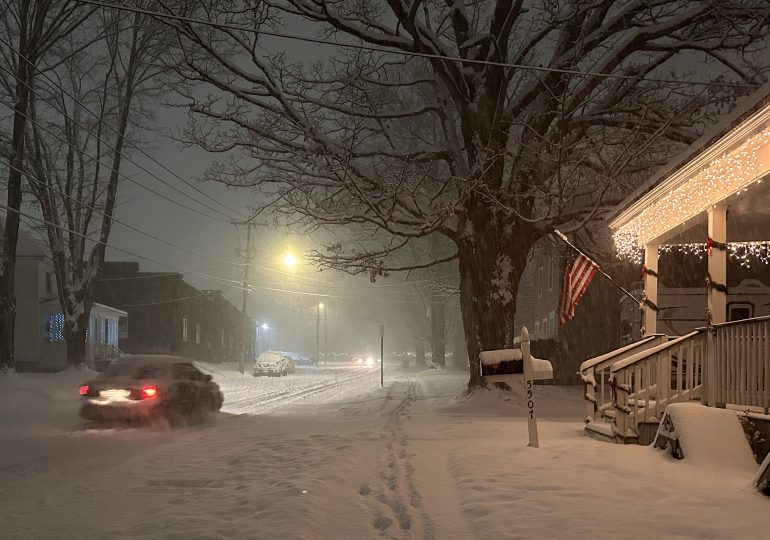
(1, 366, 769, 539)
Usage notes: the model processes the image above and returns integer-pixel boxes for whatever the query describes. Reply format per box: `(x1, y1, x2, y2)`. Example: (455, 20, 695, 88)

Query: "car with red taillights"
(79, 355, 223, 427)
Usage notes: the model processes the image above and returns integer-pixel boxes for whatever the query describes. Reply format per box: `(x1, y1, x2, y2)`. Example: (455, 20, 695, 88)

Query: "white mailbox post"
(479, 327, 552, 448)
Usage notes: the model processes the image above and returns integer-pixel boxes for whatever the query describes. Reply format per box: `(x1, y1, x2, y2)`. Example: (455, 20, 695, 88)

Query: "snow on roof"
(608, 81, 770, 225)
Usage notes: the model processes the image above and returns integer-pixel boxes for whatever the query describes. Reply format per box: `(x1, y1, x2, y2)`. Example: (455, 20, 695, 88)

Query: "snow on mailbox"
(479, 349, 553, 383)
(478, 327, 552, 448)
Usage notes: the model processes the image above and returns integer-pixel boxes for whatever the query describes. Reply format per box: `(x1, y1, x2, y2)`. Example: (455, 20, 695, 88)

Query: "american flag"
(558, 253, 598, 326)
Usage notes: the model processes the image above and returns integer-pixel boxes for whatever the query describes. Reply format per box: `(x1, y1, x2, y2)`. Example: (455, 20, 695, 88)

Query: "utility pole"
(380, 324, 384, 388)
(323, 304, 328, 367)
(316, 302, 321, 367)
(238, 224, 253, 374)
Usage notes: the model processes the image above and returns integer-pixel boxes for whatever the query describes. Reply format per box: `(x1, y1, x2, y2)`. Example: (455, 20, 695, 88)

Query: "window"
(549, 312, 556, 337)
(195, 323, 201, 344)
(728, 303, 753, 322)
(534, 321, 540, 337)
(542, 318, 549, 338)
(44, 313, 65, 343)
(182, 318, 188, 342)
(537, 265, 544, 298)
(87, 316, 96, 344)
(221, 329, 225, 347)
(45, 272, 53, 294)
(547, 257, 553, 291)
(107, 319, 118, 346)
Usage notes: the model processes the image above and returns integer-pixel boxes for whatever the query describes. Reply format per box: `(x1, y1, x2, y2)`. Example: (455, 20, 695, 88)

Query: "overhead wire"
(76, 0, 758, 90)
(0, 202, 246, 290)
(14, 162, 243, 268)
(0, 34, 248, 222)
(0, 63, 239, 224)
(0, 93, 234, 224)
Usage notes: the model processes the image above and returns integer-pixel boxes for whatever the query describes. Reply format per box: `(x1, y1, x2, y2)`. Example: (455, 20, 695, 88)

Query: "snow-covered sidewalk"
(0, 366, 767, 539)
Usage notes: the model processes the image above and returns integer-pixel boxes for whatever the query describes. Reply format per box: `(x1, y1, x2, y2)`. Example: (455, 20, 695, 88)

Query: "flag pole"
(552, 229, 640, 305)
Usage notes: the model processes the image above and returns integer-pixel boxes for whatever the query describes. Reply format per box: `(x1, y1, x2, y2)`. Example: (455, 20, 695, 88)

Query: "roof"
(608, 81, 770, 227)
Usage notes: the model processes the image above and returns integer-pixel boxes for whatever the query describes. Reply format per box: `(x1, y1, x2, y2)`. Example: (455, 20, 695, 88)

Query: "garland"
(705, 307, 716, 336)
(639, 291, 659, 312)
(641, 265, 659, 279)
(706, 236, 727, 256)
(705, 273, 728, 294)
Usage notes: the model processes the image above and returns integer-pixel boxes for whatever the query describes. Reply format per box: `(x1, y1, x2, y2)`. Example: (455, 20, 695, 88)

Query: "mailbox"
(479, 349, 553, 384)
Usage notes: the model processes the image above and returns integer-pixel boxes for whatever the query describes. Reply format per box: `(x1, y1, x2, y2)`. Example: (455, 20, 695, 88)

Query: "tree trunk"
(457, 221, 531, 390)
(415, 342, 426, 366)
(430, 293, 446, 367)
(64, 319, 88, 369)
(0, 24, 33, 372)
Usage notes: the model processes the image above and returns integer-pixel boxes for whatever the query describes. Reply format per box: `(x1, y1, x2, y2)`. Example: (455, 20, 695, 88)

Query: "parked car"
(253, 351, 291, 376)
(78, 355, 223, 427)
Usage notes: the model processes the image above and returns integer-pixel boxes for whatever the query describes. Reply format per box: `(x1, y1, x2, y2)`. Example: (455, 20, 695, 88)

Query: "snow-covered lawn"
(0, 366, 767, 539)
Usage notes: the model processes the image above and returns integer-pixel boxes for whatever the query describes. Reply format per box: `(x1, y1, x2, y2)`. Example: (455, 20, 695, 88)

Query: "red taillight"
(79, 385, 89, 396)
(140, 385, 158, 399)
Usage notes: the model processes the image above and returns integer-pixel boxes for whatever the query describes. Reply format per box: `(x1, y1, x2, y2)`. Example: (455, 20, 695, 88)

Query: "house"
(12, 227, 125, 372)
(514, 238, 626, 384)
(93, 262, 255, 363)
(580, 83, 770, 443)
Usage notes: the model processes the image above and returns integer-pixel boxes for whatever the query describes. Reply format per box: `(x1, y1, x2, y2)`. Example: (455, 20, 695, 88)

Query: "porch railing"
(704, 315, 770, 413)
(579, 334, 667, 424)
(605, 315, 770, 439)
(610, 330, 706, 438)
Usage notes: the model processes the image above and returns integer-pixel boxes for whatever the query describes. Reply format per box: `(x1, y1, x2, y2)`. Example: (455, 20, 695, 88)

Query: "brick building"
(94, 262, 255, 363)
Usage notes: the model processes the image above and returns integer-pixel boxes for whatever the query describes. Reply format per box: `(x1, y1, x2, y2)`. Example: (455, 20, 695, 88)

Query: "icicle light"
(614, 128, 770, 261)
(659, 241, 770, 268)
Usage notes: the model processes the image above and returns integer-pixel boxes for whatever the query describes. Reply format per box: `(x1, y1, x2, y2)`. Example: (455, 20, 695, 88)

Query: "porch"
(585, 86, 770, 443)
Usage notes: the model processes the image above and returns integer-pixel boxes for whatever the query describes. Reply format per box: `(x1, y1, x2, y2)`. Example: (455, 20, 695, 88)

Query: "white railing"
(610, 330, 706, 439)
(605, 315, 770, 440)
(704, 315, 770, 413)
(579, 335, 667, 424)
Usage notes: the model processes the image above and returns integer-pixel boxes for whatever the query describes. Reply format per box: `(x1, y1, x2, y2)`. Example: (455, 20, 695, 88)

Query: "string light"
(658, 241, 770, 268)
(46, 313, 65, 343)
(614, 128, 770, 260)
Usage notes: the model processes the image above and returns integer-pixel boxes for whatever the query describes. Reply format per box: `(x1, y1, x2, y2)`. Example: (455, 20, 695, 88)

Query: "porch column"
(707, 206, 728, 324)
(643, 244, 659, 336)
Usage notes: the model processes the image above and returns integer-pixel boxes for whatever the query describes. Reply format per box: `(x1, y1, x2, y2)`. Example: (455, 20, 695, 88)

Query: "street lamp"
(283, 253, 297, 268)
(257, 323, 270, 353)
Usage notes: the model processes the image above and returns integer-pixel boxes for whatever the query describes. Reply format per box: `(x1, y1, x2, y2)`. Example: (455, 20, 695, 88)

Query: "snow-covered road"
(1, 366, 768, 539)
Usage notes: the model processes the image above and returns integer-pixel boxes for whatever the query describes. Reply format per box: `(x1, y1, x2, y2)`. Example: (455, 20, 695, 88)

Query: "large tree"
(163, 0, 770, 387)
(0, 0, 93, 372)
(21, 9, 166, 367)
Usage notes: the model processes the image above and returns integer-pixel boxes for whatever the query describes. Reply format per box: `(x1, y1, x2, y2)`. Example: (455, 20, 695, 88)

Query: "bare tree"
(164, 0, 770, 388)
(22, 9, 165, 367)
(0, 0, 93, 372)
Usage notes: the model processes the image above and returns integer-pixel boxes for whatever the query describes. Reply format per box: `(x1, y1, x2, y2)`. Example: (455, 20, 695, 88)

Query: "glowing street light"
(283, 253, 297, 268)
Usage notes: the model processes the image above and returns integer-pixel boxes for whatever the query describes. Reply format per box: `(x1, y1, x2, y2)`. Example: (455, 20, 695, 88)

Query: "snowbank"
(655, 403, 757, 475)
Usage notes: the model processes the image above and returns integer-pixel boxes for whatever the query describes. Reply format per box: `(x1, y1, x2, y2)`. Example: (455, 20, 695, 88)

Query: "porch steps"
(584, 420, 639, 445)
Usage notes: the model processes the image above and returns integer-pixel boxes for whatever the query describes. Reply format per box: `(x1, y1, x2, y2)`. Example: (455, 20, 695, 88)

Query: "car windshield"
(100, 362, 168, 379)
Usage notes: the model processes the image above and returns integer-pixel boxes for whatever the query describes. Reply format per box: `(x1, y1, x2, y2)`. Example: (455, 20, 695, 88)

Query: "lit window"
(44, 313, 65, 343)
(195, 323, 201, 344)
(107, 319, 118, 346)
(182, 318, 188, 342)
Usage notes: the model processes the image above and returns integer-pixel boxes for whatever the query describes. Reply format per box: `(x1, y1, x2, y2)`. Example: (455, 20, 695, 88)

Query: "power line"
(76, 0, 757, 90)
(0, 94, 232, 224)
(15, 162, 243, 268)
(1, 202, 246, 290)
(0, 34, 248, 222)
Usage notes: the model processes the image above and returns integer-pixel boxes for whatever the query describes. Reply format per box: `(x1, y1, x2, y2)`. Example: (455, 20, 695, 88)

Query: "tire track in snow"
(363, 378, 435, 538)
(222, 367, 373, 414)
